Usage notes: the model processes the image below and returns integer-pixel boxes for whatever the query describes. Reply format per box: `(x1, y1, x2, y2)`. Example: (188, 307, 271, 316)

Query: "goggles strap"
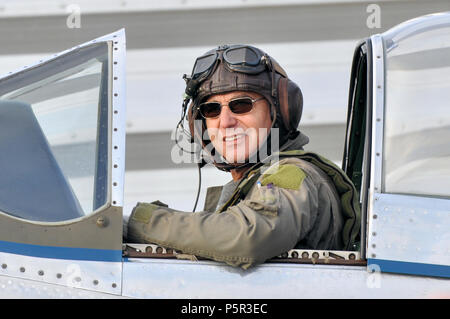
(263, 54, 277, 98)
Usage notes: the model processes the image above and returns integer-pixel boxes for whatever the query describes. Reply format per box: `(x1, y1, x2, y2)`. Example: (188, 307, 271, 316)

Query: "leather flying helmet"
(179, 45, 304, 171)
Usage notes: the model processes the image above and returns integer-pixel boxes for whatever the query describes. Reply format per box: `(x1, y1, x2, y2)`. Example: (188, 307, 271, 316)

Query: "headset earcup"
(277, 77, 303, 134)
(287, 79, 303, 132)
(277, 77, 291, 131)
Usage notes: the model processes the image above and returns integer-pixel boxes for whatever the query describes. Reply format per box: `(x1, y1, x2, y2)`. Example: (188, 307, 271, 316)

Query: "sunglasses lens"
(224, 47, 260, 65)
(199, 97, 259, 118)
(192, 53, 217, 78)
(200, 102, 221, 118)
(229, 98, 254, 114)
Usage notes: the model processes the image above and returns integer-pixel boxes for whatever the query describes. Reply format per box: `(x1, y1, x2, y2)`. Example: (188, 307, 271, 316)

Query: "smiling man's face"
(205, 91, 272, 164)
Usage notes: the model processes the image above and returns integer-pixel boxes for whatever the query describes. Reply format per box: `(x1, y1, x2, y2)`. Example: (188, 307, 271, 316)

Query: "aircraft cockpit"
(0, 12, 448, 298)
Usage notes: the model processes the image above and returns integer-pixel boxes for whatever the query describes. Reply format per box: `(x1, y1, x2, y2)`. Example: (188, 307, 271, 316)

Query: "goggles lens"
(192, 52, 217, 79)
(223, 46, 260, 65)
(199, 97, 263, 119)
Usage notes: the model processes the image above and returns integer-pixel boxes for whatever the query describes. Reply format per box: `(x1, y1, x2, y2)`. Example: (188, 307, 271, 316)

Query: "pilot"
(126, 45, 360, 269)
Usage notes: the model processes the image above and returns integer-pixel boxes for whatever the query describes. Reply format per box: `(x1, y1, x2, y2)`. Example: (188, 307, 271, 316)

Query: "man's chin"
(226, 149, 265, 165)
(222, 152, 248, 165)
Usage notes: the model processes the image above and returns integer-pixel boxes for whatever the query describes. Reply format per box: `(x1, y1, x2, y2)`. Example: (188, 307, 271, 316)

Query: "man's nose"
(218, 105, 238, 128)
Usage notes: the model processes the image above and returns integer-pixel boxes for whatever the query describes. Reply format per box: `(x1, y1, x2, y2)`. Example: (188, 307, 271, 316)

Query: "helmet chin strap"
(212, 159, 255, 173)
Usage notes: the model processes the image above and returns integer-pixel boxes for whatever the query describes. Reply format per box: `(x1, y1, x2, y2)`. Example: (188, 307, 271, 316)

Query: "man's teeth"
(224, 134, 245, 142)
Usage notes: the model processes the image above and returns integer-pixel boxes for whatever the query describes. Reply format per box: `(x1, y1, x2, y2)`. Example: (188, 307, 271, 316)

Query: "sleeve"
(127, 164, 321, 269)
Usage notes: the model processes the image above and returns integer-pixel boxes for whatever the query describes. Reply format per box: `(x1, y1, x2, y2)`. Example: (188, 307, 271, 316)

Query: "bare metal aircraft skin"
(0, 13, 449, 298)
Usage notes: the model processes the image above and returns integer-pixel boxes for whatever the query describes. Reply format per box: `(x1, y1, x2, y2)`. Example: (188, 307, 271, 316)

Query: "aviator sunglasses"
(198, 96, 265, 119)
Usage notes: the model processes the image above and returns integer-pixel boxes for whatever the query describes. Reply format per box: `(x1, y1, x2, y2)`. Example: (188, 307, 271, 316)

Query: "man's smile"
(223, 132, 246, 143)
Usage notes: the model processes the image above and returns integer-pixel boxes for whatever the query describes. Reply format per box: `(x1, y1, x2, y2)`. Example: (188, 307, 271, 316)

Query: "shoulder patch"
(261, 164, 306, 190)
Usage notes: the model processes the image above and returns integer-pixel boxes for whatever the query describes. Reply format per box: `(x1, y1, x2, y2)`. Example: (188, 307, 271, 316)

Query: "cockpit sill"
(123, 243, 367, 266)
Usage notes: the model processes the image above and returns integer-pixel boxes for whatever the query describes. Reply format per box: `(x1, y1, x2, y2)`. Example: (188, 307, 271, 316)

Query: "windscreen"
(0, 43, 110, 221)
(383, 26, 450, 197)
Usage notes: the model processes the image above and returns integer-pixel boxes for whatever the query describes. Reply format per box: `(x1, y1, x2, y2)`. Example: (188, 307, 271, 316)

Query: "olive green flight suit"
(127, 134, 360, 269)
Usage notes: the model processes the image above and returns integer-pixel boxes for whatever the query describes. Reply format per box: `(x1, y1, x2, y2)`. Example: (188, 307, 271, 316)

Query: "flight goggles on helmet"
(183, 44, 287, 100)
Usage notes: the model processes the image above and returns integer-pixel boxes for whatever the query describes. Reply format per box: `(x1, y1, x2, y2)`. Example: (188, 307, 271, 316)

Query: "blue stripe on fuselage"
(368, 258, 450, 278)
(0, 240, 122, 262)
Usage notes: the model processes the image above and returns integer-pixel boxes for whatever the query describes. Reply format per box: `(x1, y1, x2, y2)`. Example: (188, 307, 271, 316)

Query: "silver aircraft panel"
(368, 34, 385, 197)
(368, 193, 450, 267)
(110, 29, 126, 209)
(0, 252, 122, 295)
(366, 34, 385, 261)
(0, 274, 123, 299)
(122, 258, 449, 298)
